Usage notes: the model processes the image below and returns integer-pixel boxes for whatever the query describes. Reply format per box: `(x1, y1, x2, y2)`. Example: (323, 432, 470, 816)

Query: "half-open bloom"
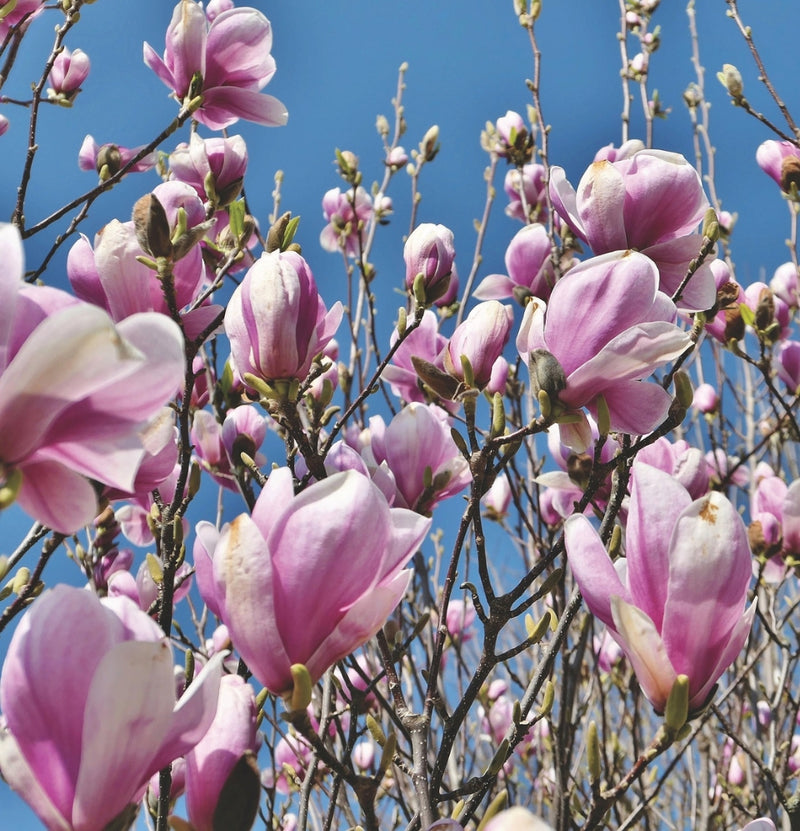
(517, 250, 691, 451)
(565, 463, 754, 712)
(550, 149, 715, 311)
(224, 250, 342, 386)
(0, 585, 224, 831)
(209, 468, 430, 695)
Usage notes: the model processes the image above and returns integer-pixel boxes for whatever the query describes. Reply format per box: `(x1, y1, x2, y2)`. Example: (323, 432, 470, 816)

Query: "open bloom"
(0, 224, 184, 532)
(207, 468, 430, 695)
(550, 149, 715, 311)
(0, 585, 223, 831)
(517, 250, 691, 452)
(143, 0, 287, 130)
(224, 250, 342, 387)
(365, 403, 472, 515)
(565, 463, 754, 713)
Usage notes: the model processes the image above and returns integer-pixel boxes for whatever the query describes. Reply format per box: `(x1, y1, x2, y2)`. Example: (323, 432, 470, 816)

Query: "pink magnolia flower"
(634, 436, 708, 500)
(192, 405, 266, 490)
(550, 148, 715, 311)
(504, 162, 547, 223)
(494, 110, 527, 156)
(444, 301, 514, 389)
(404, 223, 456, 305)
(47, 47, 90, 102)
(319, 186, 373, 258)
(777, 340, 800, 393)
(517, 250, 691, 452)
(169, 132, 248, 206)
(365, 403, 472, 515)
(383, 310, 448, 405)
(770, 261, 799, 309)
(143, 0, 287, 130)
(185, 675, 260, 831)
(210, 468, 431, 695)
(224, 250, 343, 387)
(703, 258, 745, 344)
(0, 224, 184, 533)
(692, 382, 718, 414)
(0, 0, 44, 36)
(0, 585, 224, 831)
(482, 474, 512, 519)
(474, 223, 555, 303)
(756, 139, 800, 193)
(67, 207, 220, 340)
(565, 463, 755, 713)
(78, 135, 157, 178)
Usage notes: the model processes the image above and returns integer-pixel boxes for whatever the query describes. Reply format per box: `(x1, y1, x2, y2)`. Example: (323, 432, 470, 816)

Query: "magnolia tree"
(0, 0, 799, 829)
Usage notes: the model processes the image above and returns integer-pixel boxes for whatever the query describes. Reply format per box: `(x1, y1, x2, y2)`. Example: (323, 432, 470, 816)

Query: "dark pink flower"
(143, 0, 287, 130)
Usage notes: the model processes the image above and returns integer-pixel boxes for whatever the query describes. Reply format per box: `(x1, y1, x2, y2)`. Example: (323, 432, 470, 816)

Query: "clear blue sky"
(1, 0, 798, 826)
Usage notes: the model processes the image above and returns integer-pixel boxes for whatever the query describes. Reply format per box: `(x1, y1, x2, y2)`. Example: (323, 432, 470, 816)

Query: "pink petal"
(564, 514, 629, 629)
(625, 463, 692, 630)
(574, 161, 628, 252)
(611, 596, 677, 712)
(73, 641, 176, 830)
(199, 87, 287, 130)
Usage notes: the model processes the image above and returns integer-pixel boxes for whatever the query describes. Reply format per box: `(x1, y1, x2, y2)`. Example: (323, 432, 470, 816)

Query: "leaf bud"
(717, 63, 744, 100)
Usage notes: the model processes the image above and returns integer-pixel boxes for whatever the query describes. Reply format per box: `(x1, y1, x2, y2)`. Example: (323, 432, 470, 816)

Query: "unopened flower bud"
(133, 193, 172, 259)
(421, 125, 440, 162)
(527, 348, 567, 405)
(717, 63, 743, 99)
(96, 143, 122, 179)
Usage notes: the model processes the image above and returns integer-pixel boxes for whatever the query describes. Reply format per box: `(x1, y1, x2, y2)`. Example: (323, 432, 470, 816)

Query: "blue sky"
(1, 0, 798, 826)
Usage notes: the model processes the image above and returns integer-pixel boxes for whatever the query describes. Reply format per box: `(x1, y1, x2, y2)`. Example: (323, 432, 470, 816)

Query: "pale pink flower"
(169, 132, 248, 206)
(504, 163, 547, 223)
(404, 223, 456, 305)
(78, 135, 157, 178)
(366, 403, 472, 515)
(0, 586, 224, 831)
(319, 186, 373, 258)
(224, 250, 343, 387)
(185, 675, 260, 831)
(383, 310, 448, 405)
(0, 225, 184, 533)
(475, 223, 555, 303)
(444, 301, 514, 389)
(47, 47, 90, 101)
(756, 139, 800, 193)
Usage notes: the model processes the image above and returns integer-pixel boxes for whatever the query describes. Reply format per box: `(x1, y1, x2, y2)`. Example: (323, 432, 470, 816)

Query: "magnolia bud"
(717, 63, 743, 99)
